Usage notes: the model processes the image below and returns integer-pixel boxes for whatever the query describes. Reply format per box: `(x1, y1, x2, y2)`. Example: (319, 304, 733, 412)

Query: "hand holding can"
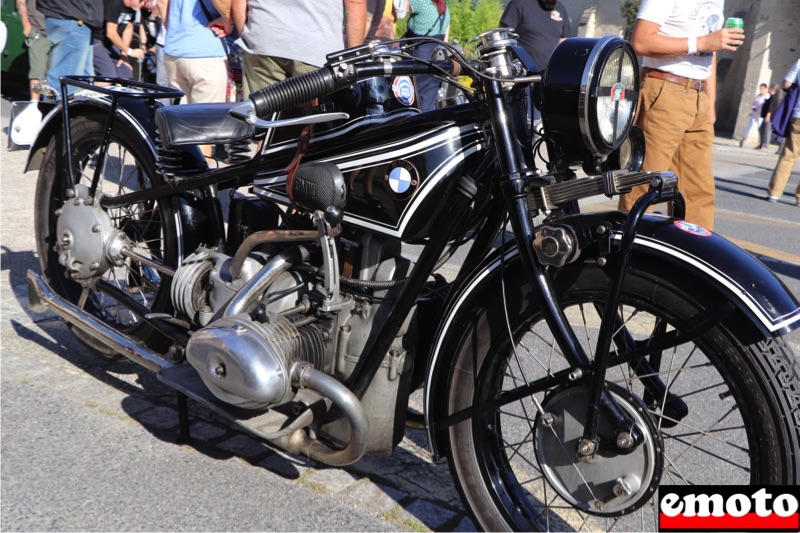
(724, 17, 744, 49)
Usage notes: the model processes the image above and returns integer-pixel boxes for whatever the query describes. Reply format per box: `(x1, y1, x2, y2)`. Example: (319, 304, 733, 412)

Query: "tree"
(620, 0, 640, 39)
(449, 0, 505, 55)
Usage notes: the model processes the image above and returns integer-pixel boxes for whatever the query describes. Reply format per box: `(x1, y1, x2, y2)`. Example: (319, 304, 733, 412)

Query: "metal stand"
(176, 391, 190, 444)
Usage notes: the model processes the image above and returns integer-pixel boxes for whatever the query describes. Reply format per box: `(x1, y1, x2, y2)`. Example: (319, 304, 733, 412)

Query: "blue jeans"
(44, 18, 93, 96)
(409, 40, 444, 113)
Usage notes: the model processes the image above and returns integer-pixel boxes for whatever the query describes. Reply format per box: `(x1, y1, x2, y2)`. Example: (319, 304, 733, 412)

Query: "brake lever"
(229, 100, 349, 129)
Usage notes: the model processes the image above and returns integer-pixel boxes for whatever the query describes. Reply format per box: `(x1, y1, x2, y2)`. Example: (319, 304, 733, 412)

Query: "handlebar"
(247, 59, 462, 118)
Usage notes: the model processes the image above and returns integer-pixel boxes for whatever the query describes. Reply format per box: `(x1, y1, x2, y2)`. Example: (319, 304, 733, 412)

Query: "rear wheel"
(34, 113, 180, 358)
(445, 261, 800, 531)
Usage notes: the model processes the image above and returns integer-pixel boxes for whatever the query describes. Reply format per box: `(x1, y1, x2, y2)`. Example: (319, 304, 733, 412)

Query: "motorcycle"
(24, 29, 800, 531)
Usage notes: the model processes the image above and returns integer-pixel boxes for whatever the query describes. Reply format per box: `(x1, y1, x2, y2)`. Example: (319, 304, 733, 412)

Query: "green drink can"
(724, 17, 744, 30)
(725, 17, 744, 49)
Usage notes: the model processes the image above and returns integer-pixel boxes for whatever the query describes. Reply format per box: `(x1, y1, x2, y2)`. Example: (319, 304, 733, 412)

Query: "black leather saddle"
(155, 102, 255, 149)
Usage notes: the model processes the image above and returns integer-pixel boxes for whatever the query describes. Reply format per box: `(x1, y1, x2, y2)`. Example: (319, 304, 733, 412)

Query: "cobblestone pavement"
(2, 311, 473, 531)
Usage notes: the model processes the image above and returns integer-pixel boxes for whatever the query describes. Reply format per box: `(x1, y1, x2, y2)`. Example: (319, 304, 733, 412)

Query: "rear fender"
(25, 94, 205, 173)
(25, 94, 212, 252)
(423, 211, 800, 459)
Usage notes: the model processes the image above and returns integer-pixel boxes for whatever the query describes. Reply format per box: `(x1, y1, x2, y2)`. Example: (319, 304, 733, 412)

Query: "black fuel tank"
(253, 97, 487, 242)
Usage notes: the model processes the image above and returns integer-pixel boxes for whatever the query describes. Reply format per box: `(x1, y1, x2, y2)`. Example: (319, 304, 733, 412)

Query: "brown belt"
(643, 68, 706, 92)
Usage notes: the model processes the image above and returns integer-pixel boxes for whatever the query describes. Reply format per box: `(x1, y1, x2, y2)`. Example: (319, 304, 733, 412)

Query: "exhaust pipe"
(273, 363, 370, 466)
(26, 270, 174, 372)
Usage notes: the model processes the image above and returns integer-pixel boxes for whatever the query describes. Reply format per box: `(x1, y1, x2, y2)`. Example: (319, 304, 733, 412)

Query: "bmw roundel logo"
(385, 160, 419, 199)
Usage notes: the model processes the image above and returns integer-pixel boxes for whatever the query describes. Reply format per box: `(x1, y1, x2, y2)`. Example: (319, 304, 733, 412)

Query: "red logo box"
(658, 485, 800, 532)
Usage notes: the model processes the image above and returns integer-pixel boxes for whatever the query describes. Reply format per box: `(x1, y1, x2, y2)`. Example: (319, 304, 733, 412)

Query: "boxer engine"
(169, 227, 415, 454)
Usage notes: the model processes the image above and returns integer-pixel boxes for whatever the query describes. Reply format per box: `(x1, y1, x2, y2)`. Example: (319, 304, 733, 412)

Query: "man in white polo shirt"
(617, 0, 744, 231)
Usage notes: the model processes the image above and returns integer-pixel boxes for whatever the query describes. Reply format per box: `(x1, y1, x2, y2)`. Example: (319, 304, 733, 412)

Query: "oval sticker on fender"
(673, 220, 712, 237)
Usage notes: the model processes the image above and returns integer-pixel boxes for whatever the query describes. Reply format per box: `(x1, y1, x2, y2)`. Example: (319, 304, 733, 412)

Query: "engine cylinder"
(186, 314, 325, 409)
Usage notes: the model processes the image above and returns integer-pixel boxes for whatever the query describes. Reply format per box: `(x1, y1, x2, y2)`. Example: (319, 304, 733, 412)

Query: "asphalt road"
(1, 92, 798, 532)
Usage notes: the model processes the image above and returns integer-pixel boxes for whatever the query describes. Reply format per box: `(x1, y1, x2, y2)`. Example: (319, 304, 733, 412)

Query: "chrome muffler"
(26, 270, 174, 372)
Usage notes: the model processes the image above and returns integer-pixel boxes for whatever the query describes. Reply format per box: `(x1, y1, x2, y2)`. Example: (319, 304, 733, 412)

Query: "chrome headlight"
(540, 36, 639, 163)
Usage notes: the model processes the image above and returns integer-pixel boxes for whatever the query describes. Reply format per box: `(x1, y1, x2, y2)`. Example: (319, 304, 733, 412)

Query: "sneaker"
(738, 139, 744, 147)
(767, 196, 779, 203)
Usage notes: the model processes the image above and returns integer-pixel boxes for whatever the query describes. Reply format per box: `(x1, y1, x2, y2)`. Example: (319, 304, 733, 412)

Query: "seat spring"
(227, 140, 252, 165)
(154, 129, 182, 180)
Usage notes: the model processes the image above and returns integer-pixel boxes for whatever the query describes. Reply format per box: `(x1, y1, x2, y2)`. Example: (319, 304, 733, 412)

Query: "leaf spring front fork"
(578, 173, 685, 458)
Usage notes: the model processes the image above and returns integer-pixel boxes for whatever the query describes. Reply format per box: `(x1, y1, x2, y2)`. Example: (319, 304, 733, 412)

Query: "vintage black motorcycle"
(25, 29, 800, 531)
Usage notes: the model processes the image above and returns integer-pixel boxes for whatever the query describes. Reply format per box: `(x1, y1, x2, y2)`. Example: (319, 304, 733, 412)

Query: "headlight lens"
(592, 43, 637, 149)
(541, 36, 639, 163)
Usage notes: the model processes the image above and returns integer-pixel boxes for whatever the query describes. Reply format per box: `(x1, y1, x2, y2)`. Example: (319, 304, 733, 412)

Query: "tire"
(445, 259, 800, 531)
(34, 112, 179, 358)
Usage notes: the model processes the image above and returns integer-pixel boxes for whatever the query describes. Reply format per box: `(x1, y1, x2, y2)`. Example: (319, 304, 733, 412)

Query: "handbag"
(771, 83, 799, 142)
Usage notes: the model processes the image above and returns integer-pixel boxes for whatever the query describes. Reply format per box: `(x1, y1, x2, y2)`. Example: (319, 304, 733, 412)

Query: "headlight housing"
(540, 36, 639, 165)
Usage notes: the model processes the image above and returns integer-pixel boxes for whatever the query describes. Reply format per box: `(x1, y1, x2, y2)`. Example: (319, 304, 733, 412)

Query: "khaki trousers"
(618, 77, 715, 230)
(767, 118, 800, 202)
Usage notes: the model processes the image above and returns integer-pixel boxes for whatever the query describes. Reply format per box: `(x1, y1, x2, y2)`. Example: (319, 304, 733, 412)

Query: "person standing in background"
(93, 0, 144, 80)
(37, 0, 103, 95)
(16, 0, 52, 100)
(149, 0, 169, 87)
(161, 0, 231, 159)
(738, 82, 767, 147)
(616, 0, 744, 231)
(160, 0, 231, 105)
(232, 0, 366, 96)
(766, 58, 800, 205)
(756, 83, 779, 151)
(499, 0, 572, 72)
(394, 0, 450, 112)
(365, 0, 397, 43)
(376, 0, 397, 41)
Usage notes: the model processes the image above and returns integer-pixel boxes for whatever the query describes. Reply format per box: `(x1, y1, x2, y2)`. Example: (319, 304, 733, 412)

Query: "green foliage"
(450, 0, 506, 55)
(396, 14, 408, 39)
(620, 0, 640, 37)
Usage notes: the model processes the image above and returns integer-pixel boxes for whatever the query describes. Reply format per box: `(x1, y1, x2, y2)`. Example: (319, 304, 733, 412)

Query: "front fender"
(423, 211, 800, 459)
(615, 212, 800, 335)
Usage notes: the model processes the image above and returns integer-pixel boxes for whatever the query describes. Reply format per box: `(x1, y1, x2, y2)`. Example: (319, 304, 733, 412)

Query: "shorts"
(25, 28, 52, 81)
(241, 53, 315, 96)
(92, 42, 134, 79)
(164, 54, 227, 104)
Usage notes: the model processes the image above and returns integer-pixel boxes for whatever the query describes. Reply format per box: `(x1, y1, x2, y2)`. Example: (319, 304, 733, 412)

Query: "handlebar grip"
(249, 67, 337, 117)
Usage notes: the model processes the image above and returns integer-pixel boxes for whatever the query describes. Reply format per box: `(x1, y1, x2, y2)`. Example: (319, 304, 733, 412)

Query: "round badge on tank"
(385, 160, 419, 199)
(392, 76, 416, 106)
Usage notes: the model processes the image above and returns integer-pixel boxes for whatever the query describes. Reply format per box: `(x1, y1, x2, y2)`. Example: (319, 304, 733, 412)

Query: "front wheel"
(445, 260, 800, 531)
